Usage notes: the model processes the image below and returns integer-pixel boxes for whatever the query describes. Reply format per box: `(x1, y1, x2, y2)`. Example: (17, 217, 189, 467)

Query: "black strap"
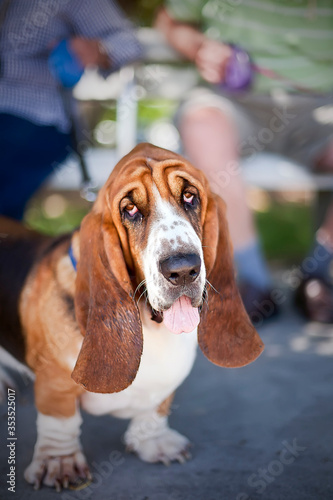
(59, 87, 97, 202)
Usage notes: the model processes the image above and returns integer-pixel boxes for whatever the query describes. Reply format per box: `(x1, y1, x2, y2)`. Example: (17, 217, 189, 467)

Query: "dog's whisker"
(136, 288, 148, 305)
(134, 279, 147, 299)
(135, 278, 156, 306)
(199, 285, 209, 312)
(205, 279, 221, 297)
(203, 287, 209, 306)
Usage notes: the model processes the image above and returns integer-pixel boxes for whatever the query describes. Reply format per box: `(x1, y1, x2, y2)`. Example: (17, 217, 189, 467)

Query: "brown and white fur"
(0, 143, 264, 491)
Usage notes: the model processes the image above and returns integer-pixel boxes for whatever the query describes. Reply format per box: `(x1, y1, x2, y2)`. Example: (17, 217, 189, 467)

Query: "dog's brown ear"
(72, 212, 142, 393)
(198, 194, 264, 367)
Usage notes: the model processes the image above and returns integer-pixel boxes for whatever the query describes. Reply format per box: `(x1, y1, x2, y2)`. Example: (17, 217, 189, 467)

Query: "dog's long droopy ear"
(72, 212, 142, 393)
(198, 194, 264, 367)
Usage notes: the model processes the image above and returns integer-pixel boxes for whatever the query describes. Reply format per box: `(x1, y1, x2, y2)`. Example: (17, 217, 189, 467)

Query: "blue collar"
(68, 245, 77, 272)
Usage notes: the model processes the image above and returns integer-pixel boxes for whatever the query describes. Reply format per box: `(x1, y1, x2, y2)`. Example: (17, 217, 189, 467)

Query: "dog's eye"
(126, 203, 139, 217)
(121, 200, 143, 223)
(183, 192, 194, 205)
(183, 189, 199, 210)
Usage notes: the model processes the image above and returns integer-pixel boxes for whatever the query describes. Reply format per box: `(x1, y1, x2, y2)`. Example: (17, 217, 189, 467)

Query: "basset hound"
(0, 143, 264, 491)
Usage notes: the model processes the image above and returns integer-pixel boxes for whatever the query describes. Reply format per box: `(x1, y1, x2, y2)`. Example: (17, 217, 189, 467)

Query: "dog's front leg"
(124, 394, 191, 465)
(24, 371, 90, 491)
(24, 410, 90, 490)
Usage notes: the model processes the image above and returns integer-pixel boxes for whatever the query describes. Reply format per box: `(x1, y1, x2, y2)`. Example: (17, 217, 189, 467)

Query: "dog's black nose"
(160, 254, 201, 286)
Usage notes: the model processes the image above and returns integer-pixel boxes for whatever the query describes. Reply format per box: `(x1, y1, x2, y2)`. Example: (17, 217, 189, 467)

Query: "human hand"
(194, 38, 232, 84)
(69, 37, 110, 70)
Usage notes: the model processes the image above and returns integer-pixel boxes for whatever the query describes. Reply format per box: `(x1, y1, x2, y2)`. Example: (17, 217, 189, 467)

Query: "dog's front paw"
(24, 451, 92, 491)
(125, 427, 191, 466)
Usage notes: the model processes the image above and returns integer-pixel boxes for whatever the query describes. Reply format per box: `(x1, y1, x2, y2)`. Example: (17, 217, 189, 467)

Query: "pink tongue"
(163, 296, 200, 335)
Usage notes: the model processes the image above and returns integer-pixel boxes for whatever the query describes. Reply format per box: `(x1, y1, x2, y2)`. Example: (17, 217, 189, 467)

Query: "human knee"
(214, 168, 246, 196)
(180, 106, 236, 143)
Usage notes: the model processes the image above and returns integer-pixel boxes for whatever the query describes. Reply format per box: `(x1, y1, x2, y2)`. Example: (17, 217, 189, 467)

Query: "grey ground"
(1, 291, 333, 500)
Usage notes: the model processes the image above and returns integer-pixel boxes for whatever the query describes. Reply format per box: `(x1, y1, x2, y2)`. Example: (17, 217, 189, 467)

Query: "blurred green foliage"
(118, 0, 163, 26)
(256, 200, 313, 261)
(138, 99, 178, 127)
(25, 196, 89, 236)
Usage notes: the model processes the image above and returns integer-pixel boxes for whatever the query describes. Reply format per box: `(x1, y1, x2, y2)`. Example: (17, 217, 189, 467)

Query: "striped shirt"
(0, 0, 143, 132)
(166, 0, 333, 94)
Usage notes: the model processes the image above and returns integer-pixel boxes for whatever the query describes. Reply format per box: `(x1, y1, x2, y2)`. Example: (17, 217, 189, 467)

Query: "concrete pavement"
(1, 299, 333, 500)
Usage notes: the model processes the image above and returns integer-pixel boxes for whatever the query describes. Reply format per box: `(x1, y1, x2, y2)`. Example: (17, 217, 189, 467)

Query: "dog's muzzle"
(157, 253, 203, 335)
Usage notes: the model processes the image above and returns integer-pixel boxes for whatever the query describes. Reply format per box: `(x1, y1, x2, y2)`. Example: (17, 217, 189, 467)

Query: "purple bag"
(222, 44, 253, 91)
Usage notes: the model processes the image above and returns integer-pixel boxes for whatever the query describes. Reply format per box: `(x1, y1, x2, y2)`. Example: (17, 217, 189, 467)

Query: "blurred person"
(155, 1, 333, 323)
(0, 0, 142, 220)
(295, 199, 333, 323)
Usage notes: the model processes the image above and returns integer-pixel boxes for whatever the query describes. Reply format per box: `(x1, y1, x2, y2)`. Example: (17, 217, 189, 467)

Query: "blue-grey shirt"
(0, 0, 143, 132)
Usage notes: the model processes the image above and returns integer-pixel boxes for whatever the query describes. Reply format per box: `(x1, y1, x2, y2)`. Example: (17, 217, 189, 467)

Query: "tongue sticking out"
(163, 296, 200, 334)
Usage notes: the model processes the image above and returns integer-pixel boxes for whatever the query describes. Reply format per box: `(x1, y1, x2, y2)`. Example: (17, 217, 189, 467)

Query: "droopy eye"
(126, 203, 139, 217)
(182, 187, 200, 211)
(183, 191, 194, 205)
(184, 188, 200, 208)
(120, 197, 143, 223)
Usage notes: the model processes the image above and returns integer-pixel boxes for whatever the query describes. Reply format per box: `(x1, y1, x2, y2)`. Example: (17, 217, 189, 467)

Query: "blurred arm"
(155, 7, 231, 84)
(154, 7, 205, 62)
(67, 0, 143, 72)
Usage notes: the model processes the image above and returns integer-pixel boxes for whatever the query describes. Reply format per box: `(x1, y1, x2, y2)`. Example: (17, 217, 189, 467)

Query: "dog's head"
(72, 143, 264, 393)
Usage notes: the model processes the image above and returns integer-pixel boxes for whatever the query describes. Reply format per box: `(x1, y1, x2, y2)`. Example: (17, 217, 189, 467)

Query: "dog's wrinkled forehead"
(104, 152, 207, 219)
(104, 143, 205, 191)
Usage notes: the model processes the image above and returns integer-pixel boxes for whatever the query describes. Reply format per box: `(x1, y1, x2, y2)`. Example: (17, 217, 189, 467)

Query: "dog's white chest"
(80, 317, 198, 418)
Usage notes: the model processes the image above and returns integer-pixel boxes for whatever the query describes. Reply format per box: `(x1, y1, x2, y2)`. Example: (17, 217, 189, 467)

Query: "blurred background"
(25, 0, 315, 272)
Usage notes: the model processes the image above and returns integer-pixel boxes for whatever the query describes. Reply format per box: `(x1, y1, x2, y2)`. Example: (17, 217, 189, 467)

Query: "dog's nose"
(160, 254, 201, 286)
